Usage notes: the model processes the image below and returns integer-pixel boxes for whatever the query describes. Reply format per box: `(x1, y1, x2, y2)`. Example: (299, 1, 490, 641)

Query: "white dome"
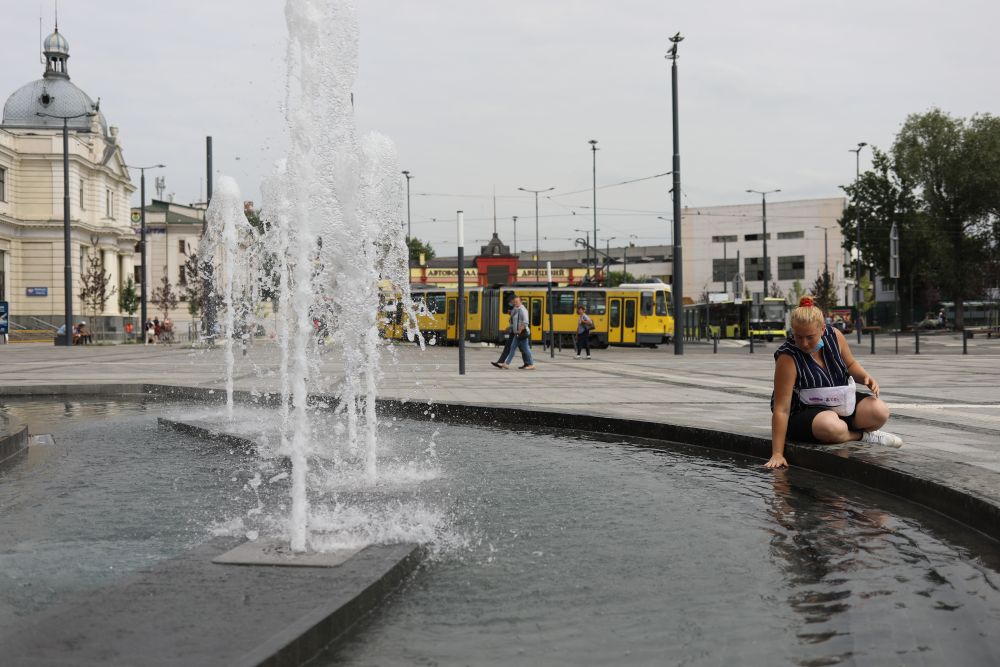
(2, 78, 107, 135)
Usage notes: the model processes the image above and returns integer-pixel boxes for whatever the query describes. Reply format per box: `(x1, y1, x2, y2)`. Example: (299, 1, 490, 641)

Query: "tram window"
(609, 300, 621, 327)
(447, 301, 456, 325)
(427, 293, 446, 314)
(468, 291, 479, 314)
(625, 300, 636, 328)
(502, 290, 517, 311)
(578, 291, 607, 315)
(549, 290, 575, 314)
(641, 293, 654, 316)
(655, 291, 668, 316)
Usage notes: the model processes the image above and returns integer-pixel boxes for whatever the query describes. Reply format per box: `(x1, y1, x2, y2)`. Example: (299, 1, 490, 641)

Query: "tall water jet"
(202, 175, 251, 422)
(271, 0, 420, 551)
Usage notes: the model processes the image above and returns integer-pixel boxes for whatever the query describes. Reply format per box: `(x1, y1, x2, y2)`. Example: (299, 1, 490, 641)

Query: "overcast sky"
(3, 0, 997, 254)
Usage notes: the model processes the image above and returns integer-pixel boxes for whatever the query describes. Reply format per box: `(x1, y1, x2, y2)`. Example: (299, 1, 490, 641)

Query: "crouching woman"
(767, 296, 902, 469)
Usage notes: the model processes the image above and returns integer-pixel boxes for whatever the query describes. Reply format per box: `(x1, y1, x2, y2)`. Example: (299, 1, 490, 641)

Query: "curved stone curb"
(0, 537, 423, 667)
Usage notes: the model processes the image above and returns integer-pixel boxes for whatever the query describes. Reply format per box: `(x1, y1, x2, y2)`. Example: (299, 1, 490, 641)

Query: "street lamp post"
(37, 110, 96, 346)
(402, 170, 413, 240)
(624, 234, 638, 278)
(814, 225, 833, 276)
(849, 142, 868, 343)
(512, 215, 517, 255)
(125, 163, 166, 334)
(666, 32, 684, 355)
(605, 237, 617, 279)
(518, 186, 553, 282)
(746, 188, 780, 298)
(589, 139, 599, 277)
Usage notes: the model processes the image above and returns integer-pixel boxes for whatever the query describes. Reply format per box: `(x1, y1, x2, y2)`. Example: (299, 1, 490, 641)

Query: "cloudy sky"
(2, 0, 996, 254)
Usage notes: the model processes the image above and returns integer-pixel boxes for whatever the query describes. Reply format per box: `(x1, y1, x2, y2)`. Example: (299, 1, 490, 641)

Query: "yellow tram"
(384, 283, 674, 348)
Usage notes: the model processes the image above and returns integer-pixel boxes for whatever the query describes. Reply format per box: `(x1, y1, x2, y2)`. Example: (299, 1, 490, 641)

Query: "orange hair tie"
(799, 297, 814, 308)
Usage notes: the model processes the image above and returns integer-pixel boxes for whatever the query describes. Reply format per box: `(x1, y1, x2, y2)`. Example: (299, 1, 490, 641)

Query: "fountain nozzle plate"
(212, 539, 363, 568)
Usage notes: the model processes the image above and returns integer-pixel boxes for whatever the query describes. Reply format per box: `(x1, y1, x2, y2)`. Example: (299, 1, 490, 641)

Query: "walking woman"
(575, 304, 593, 359)
(767, 296, 902, 469)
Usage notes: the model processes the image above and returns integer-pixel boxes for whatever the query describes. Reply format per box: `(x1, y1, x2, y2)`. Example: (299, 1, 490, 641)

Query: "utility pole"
(667, 32, 684, 355)
(402, 170, 413, 240)
(518, 186, 553, 282)
(589, 139, 599, 277)
(746, 188, 780, 298)
(849, 142, 868, 343)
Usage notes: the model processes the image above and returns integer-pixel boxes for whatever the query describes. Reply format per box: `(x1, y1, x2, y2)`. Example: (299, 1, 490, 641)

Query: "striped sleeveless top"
(773, 324, 850, 412)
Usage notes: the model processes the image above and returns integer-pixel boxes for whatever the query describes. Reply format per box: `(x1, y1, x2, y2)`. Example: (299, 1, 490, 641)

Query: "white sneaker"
(574, 355, 581, 359)
(860, 430, 903, 448)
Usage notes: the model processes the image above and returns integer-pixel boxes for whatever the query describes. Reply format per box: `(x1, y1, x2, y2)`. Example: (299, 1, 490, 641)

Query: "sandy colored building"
(1, 24, 135, 336)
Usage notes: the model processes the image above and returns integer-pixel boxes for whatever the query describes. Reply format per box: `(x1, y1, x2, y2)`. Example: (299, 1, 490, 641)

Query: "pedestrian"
(491, 298, 516, 369)
(575, 304, 594, 359)
(938, 309, 946, 328)
(145, 320, 156, 345)
(500, 295, 535, 369)
(766, 296, 902, 469)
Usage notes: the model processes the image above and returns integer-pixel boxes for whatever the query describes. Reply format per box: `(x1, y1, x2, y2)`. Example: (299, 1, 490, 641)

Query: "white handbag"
(798, 377, 857, 416)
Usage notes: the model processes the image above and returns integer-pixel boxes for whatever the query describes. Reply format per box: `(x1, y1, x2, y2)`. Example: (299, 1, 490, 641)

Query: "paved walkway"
(2, 334, 999, 509)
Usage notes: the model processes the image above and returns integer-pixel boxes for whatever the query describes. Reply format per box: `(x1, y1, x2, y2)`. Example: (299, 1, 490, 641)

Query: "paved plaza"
(2, 333, 999, 478)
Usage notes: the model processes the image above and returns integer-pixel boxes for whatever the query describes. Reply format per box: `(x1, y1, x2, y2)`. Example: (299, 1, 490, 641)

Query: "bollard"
(749, 334, 755, 354)
(915, 329, 920, 355)
(963, 329, 968, 355)
(895, 330, 899, 355)
(713, 332, 718, 354)
(870, 330, 875, 355)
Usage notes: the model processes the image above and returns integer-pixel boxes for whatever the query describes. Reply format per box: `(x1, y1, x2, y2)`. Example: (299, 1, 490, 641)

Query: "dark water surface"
(1, 398, 999, 666)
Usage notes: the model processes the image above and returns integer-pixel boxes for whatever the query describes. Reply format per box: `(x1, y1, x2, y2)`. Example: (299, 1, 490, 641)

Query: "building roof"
(2, 25, 109, 136)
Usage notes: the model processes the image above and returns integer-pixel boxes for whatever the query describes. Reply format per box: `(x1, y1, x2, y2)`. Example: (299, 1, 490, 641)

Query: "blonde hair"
(790, 296, 825, 328)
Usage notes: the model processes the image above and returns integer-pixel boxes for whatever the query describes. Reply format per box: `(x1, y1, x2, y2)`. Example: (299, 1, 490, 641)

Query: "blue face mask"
(812, 339, 825, 353)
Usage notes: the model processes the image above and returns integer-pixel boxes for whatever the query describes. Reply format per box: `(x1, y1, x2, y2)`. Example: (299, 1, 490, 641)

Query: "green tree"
(150, 269, 179, 320)
(78, 239, 116, 339)
(810, 271, 838, 314)
(180, 252, 205, 317)
(891, 110, 1000, 326)
(604, 270, 636, 287)
(118, 276, 139, 340)
(407, 237, 436, 264)
(788, 279, 806, 306)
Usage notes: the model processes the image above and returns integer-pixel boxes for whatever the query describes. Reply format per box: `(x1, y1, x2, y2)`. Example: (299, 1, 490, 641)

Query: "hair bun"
(799, 297, 814, 308)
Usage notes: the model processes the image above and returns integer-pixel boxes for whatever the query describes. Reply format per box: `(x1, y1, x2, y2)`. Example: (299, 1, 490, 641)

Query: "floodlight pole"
(667, 32, 684, 355)
(125, 163, 166, 334)
(37, 109, 95, 346)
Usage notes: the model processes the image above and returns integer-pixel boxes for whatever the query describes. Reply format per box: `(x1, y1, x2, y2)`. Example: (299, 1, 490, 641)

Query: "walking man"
(575, 304, 594, 359)
(501, 295, 535, 369)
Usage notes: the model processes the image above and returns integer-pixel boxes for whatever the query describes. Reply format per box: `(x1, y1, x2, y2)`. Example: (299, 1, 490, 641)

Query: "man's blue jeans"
(504, 335, 534, 365)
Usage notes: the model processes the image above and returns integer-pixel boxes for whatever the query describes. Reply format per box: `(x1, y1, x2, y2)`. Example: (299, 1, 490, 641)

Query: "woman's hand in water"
(765, 454, 788, 469)
(863, 375, 880, 397)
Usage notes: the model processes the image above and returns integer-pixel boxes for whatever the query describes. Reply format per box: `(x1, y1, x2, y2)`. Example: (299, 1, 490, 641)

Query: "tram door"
(446, 295, 458, 342)
(622, 298, 638, 344)
(609, 298, 623, 343)
(529, 297, 544, 343)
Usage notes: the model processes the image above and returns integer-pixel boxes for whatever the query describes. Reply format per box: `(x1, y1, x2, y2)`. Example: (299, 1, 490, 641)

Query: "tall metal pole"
(402, 170, 413, 240)
(747, 189, 780, 298)
(667, 33, 684, 355)
(850, 142, 868, 343)
(512, 216, 517, 254)
(518, 186, 553, 282)
(590, 139, 599, 278)
(140, 168, 147, 330)
(203, 136, 215, 341)
(62, 118, 73, 346)
(457, 210, 465, 375)
(38, 110, 95, 345)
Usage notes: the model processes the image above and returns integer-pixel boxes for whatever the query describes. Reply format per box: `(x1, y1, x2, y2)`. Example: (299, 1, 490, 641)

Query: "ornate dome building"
(0, 24, 136, 339)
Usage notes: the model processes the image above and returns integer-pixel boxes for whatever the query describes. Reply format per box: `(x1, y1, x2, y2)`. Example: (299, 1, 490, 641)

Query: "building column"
(103, 248, 120, 314)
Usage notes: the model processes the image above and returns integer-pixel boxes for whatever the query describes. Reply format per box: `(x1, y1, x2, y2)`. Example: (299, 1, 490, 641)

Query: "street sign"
(0, 301, 8, 335)
(889, 222, 899, 280)
(26, 287, 48, 297)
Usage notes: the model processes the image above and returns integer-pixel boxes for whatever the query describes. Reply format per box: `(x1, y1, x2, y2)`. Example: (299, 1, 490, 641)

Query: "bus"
(687, 297, 788, 341)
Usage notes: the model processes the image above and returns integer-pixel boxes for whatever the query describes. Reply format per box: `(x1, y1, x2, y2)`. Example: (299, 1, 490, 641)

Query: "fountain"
(199, 0, 421, 554)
